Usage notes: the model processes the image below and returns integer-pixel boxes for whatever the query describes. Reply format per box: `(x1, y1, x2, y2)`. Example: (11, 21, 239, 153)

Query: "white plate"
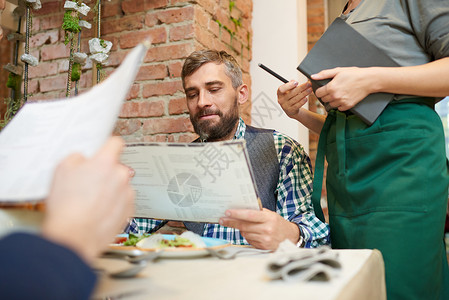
(110, 234, 229, 258)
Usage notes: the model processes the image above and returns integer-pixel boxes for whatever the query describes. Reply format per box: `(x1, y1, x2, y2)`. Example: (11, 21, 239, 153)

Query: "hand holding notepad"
(297, 18, 399, 125)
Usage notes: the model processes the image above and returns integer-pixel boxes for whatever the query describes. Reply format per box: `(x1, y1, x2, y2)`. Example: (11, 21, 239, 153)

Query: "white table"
(92, 248, 386, 300)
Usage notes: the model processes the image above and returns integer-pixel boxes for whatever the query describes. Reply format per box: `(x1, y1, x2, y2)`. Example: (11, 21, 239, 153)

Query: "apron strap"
(336, 111, 347, 176)
(311, 111, 336, 222)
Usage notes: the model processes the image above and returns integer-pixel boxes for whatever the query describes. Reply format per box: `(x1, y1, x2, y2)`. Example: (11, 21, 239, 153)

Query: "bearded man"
(127, 50, 329, 249)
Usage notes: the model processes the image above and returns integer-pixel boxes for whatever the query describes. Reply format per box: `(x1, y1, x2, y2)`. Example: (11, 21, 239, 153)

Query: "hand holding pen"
(258, 63, 313, 120)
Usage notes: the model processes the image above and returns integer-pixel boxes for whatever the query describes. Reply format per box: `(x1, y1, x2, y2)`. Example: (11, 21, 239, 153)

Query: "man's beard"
(190, 99, 239, 142)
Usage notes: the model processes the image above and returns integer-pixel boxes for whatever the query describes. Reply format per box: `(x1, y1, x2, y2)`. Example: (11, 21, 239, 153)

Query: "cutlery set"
(101, 246, 271, 278)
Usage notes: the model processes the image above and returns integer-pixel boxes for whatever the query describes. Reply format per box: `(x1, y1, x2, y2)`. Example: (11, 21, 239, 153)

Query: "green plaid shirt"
(127, 118, 330, 248)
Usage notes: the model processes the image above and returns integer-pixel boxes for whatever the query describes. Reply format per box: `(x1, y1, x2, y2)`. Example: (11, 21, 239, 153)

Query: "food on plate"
(137, 231, 206, 249)
(123, 233, 148, 246)
(113, 235, 128, 244)
(112, 233, 148, 246)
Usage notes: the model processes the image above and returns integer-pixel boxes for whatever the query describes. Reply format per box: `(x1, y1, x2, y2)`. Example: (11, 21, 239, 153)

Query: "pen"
(258, 63, 289, 83)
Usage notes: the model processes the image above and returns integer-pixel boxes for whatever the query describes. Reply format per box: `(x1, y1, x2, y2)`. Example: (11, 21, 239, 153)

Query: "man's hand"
(42, 137, 135, 263)
(219, 208, 300, 250)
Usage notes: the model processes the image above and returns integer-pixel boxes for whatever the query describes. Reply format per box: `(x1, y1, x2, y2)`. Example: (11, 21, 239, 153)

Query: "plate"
(110, 234, 229, 258)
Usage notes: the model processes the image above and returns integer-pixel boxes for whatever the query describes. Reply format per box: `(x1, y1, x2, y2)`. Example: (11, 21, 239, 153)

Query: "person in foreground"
(127, 49, 329, 250)
(277, 0, 449, 299)
(0, 137, 135, 300)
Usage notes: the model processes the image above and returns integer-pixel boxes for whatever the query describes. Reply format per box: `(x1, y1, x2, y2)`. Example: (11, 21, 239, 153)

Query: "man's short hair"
(181, 49, 243, 89)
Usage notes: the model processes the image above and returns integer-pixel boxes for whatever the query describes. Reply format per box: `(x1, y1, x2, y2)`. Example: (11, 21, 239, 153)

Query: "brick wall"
(307, 0, 328, 214)
(306, 0, 326, 169)
(2, 0, 327, 151)
(14, 0, 252, 142)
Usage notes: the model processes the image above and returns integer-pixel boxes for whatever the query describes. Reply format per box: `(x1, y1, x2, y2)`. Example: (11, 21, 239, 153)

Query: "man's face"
(184, 62, 240, 142)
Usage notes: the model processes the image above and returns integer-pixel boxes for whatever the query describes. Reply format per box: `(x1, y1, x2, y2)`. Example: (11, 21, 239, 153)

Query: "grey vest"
(185, 125, 280, 234)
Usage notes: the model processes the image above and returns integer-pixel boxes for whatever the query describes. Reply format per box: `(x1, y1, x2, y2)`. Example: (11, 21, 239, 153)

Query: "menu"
(122, 141, 262, 223)
(0, 41, 150, 202)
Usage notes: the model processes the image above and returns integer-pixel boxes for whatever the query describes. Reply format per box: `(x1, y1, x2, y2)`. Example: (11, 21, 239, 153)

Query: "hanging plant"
(62, 1, 91, 97)
(0, 97, 23, 130)
(62, 10, 81, 45)
(71, 62, 82, 81)
(89, 37, 112, 83)
(6, 73, 22, 94)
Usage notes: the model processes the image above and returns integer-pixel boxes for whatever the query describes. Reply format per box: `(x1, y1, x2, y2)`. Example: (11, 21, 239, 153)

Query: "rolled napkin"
(266, 240, 341, 282)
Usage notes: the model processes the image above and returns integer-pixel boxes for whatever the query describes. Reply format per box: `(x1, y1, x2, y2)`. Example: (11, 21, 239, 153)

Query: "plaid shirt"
(126, 118, 330, 248)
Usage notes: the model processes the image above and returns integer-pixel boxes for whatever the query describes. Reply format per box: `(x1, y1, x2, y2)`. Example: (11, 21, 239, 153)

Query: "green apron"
(312, 98, 449, 299)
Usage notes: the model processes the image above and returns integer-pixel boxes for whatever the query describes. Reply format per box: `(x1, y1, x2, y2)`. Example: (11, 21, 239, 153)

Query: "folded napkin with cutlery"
(266, 240, 341, 282)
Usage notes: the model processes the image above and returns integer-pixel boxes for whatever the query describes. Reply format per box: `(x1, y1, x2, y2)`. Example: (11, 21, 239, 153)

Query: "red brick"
(143, 134, 175, 142)
(30, 30, 59, 48)
(114, 119, 142, 136)
(145, 12, 160, 27)
(221, 26, 233, 46)
(28, 93, 59, 101)
(168, 61, 183, 78)
(33, 1, 62, 16)
(171, 0, 197, 6)
(231, 37, 243, 55)
(235, 0, 252, 18)
(103, 0, 124, 18)
(32, 18, 40, 32)
(120, 28, 166, 48)
(177, 132, 197, 142)
(144, 43, 194, 62)
(170, 23, 194, 41)
(208, 18, 220, 37)
(105, 50, 127, 67)
(195, 0, 217, 15)
(154, 6, 194, 24)
(122, 0, 144, 14)
(143, 80, 183, 97)
(144, 0, 169, 10)
(215, 8, 234, 31)
(40, 14, 64, 31)
(194, 25, 217, 49)
(58, 60, 69, 73)
(78, 26, 92, 39)
(142, 116, 193, 134)
(79, 70, 93, 89)
(135, 64, 167, 81)
(28, 62, 58, 78)
(28, 79, 39, 94)
(126, 84, 140, 100)
(239, 57, 250, 74)
(120, 101, 165, 118)
(31, 49, 40, 60)
(101, 15, 144, 35)
(40, 76, 67, 92)
(168, 97, 188, 115)
(219, 0, 229, 10)
(41, 44, 70, 61)
(307, 15, 325, 25)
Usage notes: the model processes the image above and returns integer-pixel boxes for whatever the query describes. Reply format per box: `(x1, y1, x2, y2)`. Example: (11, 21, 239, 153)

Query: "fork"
(206, 246, 271, 259)
(98, 250, 163, 279)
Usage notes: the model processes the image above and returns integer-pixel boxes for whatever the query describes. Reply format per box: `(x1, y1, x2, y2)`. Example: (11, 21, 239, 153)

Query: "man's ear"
(237, 84, 249, 105)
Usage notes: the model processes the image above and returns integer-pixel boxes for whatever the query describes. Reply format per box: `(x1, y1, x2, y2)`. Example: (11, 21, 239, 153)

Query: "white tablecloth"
(92, 248, 385, 300)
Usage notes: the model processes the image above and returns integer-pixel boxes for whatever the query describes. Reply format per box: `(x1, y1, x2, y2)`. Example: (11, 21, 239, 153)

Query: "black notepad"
(297, 18, 399, 125)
